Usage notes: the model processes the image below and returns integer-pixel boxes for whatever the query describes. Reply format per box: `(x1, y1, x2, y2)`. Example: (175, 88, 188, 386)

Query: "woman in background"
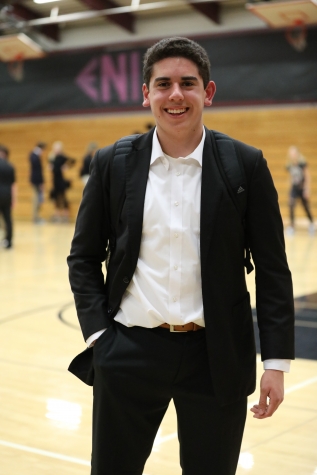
(49, 141, 75, 222)
(286, 145, 315, 235)
(79, 142, 98, 186)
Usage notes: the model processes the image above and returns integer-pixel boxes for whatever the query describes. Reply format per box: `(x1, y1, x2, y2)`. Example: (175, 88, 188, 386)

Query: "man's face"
(142, 57, 216, 137)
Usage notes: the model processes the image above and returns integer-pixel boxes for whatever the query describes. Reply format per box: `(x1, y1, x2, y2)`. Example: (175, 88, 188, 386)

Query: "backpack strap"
(210, 130, 254, 274)
(106, 134, 140, 267)
(110, 134, 140, 228)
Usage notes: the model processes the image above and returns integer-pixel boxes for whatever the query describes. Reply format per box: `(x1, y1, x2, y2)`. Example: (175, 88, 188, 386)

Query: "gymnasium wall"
(1, 28, 317, 118)
(0, 105, 316, 224)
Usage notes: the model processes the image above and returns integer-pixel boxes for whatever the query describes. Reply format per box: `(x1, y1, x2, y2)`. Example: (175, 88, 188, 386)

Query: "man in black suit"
(68, 37, 294, 475)
(0, 144, 16, 249)
(29, 141, 46, 223)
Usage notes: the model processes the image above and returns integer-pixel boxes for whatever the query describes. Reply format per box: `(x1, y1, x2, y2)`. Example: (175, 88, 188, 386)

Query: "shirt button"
(174, 201, 179, 206)
(174, 265, 178, 270)
(174, 233, 179, 238)
(176, 172, 181, 176)
(173, 297, 177, 302)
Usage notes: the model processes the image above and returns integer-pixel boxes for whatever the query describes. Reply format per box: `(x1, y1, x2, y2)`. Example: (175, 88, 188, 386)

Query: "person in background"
(49, 141, 75, 223)
(0, 145, 16, 249)
(29, 142, 46, 224)
(145, 122, 155, 131)
(286, 145, 315, 236)
(79, 142, 98, 185)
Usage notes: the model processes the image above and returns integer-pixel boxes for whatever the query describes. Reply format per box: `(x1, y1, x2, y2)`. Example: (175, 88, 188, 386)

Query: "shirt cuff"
(86, 329, 107, 347)
(263, 359, 291, 373)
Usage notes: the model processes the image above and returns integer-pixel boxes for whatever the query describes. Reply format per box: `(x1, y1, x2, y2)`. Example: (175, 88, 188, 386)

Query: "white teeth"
(167, 109, 186, 114)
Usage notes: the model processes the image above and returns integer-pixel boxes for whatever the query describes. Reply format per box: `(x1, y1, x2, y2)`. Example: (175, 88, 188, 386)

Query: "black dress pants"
(0, 202, 12, 246)
(289, 185, 314, 226)
(92, 322, 247, 475)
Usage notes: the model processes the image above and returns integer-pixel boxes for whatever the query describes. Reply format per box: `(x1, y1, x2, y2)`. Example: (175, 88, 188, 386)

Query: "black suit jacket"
(68, 128, 294, 405)
(29, 151, 44, 186)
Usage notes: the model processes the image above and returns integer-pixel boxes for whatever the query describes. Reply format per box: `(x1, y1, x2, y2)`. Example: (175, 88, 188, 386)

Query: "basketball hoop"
(285, 19, 307, 52)
(0, 34, 44, 82)
(246, 0, 316, 51)
(7, 52, 25, 82)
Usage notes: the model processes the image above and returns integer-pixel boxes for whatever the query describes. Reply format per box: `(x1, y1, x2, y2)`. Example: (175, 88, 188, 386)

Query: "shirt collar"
(150, 127, 205, 170)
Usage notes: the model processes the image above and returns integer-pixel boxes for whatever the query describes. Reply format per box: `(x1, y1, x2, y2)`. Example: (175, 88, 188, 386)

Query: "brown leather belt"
(160, 322, 204, 332)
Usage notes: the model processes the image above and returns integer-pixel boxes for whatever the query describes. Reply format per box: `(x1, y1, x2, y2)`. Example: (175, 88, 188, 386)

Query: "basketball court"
(0, 0, 316, 473)
(0, 221, 316, 475)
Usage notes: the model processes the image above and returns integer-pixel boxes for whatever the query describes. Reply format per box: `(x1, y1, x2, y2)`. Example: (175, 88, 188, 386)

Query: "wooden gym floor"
(0, 220, 316, 475)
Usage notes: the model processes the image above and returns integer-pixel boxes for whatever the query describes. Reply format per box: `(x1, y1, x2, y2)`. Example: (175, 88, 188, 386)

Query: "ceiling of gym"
(0, 0, 272, 52)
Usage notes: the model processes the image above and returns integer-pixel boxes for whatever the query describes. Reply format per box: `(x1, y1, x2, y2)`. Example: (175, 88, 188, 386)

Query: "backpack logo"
(237, 186, 245, 194)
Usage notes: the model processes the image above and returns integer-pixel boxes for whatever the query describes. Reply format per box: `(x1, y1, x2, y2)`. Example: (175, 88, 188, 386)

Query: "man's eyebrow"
(181, 76, 198, 81)
(153, 77, 170, 83)
(153, 76, 199, 84)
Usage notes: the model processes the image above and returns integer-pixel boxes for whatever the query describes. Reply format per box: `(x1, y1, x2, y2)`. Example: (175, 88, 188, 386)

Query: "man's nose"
(169, 83, 184, 100)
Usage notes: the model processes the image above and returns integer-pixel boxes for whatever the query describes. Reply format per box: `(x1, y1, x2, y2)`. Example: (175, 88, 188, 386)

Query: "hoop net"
(285, 19, 307, 52)
(7, 52, 25, 82)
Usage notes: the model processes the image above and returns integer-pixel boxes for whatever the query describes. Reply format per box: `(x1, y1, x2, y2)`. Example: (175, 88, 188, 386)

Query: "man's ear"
(204, 81, 216, 107)
(142, 84, 150, 108)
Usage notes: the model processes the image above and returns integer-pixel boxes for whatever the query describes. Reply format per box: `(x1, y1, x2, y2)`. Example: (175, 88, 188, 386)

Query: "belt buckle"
(170, 324, 184, 333)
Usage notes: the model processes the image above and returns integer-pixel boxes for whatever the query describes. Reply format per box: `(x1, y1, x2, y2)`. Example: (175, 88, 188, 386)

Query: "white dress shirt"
(116, 127, 204, 329)
(87, 128, 290, 373)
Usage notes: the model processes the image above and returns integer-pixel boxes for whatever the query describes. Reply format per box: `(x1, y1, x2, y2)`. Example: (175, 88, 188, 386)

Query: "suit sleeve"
(67, 147, 113, 341)
(246, 151, 295, 361)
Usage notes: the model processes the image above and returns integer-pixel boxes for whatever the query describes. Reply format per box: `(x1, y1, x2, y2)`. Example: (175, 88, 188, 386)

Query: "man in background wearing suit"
(0, 144, 16, 249)
(29, 141, 46, 223)
(68, 37, 294, 475)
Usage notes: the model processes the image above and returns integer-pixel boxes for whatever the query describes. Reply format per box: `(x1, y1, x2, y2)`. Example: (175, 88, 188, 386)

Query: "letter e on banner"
(75, 58, 99, 102)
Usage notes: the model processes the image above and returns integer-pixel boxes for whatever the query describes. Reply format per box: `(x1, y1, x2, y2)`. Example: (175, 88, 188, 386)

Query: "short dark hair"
(37, 142, 47, 149)
(143, 37, 211, 89)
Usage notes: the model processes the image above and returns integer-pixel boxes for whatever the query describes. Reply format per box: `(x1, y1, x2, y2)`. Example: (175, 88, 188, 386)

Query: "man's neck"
(156, 126, 204, 158)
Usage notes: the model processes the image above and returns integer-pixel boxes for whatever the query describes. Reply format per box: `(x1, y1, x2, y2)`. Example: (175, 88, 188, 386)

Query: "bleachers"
(0, 106, 316, 224)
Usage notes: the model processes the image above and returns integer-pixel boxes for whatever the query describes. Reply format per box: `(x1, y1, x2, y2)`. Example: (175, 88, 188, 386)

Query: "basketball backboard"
(246, 0, 317, 28)
(0, 33, 45, 62)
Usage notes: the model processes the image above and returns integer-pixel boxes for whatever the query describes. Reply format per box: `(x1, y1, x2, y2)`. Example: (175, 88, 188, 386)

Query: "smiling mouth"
(165, 108, 188, 115)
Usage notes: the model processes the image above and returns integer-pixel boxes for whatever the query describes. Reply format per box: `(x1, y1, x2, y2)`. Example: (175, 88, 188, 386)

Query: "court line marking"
(159, 432, 177, 443)
(0, 439, 150, 475)
(0, 375, 316, 467)
(58, 301, 81, 330)
(0, 431, 176, 468)
(0, 302, 71, 325)
(0, 439, 90, 466)
(284, 375, 317, 395)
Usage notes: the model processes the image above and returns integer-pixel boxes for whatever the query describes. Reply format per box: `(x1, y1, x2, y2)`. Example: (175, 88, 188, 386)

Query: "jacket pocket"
(68, 347, 94, 386)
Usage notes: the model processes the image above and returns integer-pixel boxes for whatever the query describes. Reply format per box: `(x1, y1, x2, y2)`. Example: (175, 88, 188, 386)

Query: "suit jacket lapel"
(125, 131, 153, 269)
(200, 129, 224, 276)
(125, 128, 224, 276)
